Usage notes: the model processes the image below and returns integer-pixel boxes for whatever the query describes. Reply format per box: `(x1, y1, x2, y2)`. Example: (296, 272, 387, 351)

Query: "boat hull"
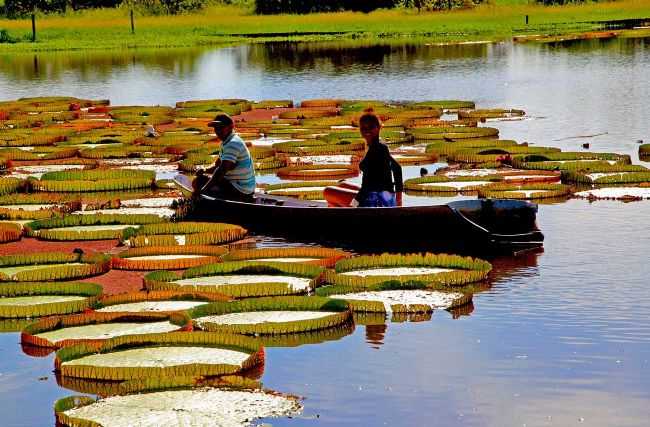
(191, 195, 543, 253)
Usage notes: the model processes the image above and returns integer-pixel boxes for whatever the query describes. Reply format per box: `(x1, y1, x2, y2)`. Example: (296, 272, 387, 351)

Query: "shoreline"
(0, 2, 649, 53)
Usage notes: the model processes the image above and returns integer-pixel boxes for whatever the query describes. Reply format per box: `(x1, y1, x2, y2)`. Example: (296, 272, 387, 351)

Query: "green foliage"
(0, 29, 17, 43)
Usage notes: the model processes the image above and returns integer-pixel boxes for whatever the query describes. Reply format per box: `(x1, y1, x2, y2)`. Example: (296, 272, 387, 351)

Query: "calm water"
(1, 38, 650, 426)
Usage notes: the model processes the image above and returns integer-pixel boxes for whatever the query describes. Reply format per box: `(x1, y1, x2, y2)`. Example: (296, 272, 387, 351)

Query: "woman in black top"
(354, 109, 403, 207)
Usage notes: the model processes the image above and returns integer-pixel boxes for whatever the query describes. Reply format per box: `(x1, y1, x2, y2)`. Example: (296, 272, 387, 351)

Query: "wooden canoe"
(191, 194, 544, 253)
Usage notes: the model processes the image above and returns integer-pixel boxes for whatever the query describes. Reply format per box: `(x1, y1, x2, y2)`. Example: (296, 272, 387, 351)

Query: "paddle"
(173, 173, 194, 193)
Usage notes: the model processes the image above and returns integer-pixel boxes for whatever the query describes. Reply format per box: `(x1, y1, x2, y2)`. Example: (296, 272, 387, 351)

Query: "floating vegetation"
(0, 223, 22, 242)
(0, 251, 110, 281)
(222, 247, 350, 267)
(191, 296, 351, 335)
(22, 311, 191, 349)
(127, 222, 247, 247)
(478, 183, 572, 200)
(112, 245, 228, 270)
(0, 177, 25, 195)
(563, 170, 650, 185)
(264, 181, 337, 200)
(326, 253, 491, 288)
(145, 261, 323, 297)
(273, 139, 365, 155)
(33, 169, 156, 192)
(407, 126, 499, 141)
(95, 290, 230, 313)
(328, 289, 469, 314)
(404, 175, 503, 193)
(56, 371, 263, 397)
(447, 146, 560, 164)
(258, 323, 355, 348)
(391, 152, 439, 165)
(25, 213, 164, 241)
(276, 164, 359, 179)
(574, 186, 650, 201)
(458, 108, 525, 120)
(0, 282, 102, 318)
(55, 387, 302, 427)
(55, 332, 264, 381)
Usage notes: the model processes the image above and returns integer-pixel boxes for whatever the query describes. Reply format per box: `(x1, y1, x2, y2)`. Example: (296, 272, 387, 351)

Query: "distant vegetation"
(2, 0, 491, 18)
(0, 0, 649, 52)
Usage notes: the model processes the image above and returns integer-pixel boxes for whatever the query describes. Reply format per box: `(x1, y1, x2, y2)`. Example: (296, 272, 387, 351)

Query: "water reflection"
(1, 38, 650, 426)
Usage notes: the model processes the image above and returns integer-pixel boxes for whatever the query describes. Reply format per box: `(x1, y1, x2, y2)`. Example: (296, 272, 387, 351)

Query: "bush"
(4, 0, 67, 18)
(255, 0, 399, 14)
(70, 0, 121, 10)
(122, 0, 208, 14)
(0, 29, 17, 44)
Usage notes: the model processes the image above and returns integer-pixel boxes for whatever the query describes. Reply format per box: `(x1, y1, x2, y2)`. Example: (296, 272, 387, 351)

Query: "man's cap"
(208, 113, 234, 128)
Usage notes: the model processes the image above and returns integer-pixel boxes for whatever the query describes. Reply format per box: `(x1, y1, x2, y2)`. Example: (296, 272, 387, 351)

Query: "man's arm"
(200, 160, 236, 193)
(204, 158, 221, 174)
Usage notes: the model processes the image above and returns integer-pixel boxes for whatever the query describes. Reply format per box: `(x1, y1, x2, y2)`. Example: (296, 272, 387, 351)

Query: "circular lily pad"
(191, 296, 351, 335)
(126, 221, 247, 247)
(0, 282, 102, 318)
(574, 186, 650, 201)
(21, 311, 191, 349)
(55, 332, 264, 381)
(25, 213, 164, 241)
(404, 175, 503, 193)
(95, 290, 230, 313)
(0, 251, 110, 282)
(478, 183, 571, 200)
(276, 164, 358, 180)
(33, 169, 156, 192)
(222, 247, 350, 267)
(145, 261, 324, 298)
(56, 387, 302, 427)
(112, 245, 228, 270)
(326, 253, 492, 288)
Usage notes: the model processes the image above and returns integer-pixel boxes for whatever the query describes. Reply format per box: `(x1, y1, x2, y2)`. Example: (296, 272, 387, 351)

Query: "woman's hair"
(359, 108, 381, 129)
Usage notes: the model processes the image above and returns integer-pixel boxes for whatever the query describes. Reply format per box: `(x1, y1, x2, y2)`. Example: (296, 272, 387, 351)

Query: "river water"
(1, 38, 650, 426)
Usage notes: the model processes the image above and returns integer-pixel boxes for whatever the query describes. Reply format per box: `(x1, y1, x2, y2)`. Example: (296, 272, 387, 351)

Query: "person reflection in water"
(353, 109, 403, 207)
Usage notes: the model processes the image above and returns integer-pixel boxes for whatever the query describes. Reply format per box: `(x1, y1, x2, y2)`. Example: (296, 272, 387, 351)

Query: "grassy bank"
(0, 1, 649, 52)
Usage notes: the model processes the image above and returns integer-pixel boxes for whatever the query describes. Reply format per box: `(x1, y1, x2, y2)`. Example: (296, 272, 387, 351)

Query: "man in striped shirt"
(196, 113, 256, 202)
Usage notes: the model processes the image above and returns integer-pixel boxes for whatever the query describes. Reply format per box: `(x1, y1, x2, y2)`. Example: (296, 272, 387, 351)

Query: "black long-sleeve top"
(356, 140, 403, 201)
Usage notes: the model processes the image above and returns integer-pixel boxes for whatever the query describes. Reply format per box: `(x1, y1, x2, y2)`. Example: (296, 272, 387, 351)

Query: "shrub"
(0, 29, 17, 44)
(5, 0, 67, 18)
(255, 0, 399, 14)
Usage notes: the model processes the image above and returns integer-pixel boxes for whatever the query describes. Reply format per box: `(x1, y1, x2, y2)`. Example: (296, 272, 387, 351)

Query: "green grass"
(0, 1, 649, 52)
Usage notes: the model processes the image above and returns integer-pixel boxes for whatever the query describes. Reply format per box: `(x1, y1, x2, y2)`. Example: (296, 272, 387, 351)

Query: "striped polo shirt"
(220, 132, 256, 195)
